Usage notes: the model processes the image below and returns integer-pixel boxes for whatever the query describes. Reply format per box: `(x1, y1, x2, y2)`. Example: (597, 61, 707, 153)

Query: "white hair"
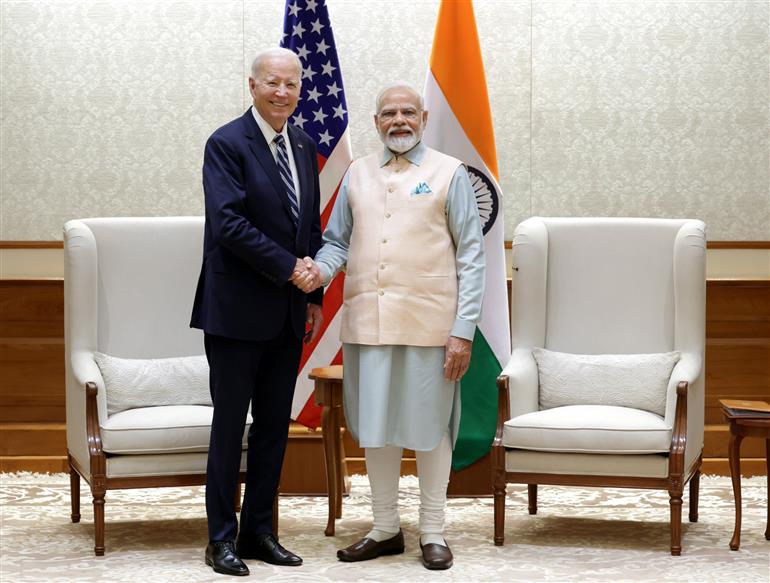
(375, 82, 424, 113)
(251, 47, 302, 78)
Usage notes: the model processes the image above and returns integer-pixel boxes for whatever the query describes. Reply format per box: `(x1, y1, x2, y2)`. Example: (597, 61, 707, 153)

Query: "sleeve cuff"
(318, 262, 333, 286)
(450, 318, 476, 341)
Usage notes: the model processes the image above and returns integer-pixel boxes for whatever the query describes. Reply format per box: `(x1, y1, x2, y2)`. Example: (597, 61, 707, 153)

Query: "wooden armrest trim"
(85, 381, 107, 487)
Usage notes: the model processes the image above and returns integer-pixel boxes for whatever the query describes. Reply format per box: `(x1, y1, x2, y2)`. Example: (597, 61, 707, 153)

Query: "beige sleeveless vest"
(341, 147, 462, 346)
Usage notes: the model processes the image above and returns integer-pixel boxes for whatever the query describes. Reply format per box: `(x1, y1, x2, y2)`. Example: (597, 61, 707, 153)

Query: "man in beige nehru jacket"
(296, 83, 484, 570)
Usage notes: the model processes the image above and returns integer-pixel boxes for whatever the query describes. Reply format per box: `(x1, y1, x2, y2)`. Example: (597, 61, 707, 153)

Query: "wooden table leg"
(728, 430, 743, 550)
(311, 367, 345, 537)
(334, 406, 344, 519)
(321, 403, 339, 536)
(766, 439, 770, 541)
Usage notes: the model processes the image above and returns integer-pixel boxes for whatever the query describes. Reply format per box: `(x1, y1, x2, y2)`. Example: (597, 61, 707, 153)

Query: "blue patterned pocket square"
(410, 182, 433, 196)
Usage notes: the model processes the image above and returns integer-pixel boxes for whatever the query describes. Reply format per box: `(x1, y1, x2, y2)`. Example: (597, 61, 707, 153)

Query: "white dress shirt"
(251, 106, 301, 211)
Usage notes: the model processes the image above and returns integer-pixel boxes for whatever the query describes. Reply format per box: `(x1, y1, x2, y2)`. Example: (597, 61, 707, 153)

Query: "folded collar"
(379, 141, 426, 168)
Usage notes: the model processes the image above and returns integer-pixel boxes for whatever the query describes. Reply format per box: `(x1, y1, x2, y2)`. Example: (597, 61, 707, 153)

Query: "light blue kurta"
(315, 142, 485, 451)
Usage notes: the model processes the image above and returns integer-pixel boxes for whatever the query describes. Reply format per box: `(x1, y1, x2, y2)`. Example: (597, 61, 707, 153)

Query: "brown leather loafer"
(420, 541, 453, 570)
(337, 530, 405, 562)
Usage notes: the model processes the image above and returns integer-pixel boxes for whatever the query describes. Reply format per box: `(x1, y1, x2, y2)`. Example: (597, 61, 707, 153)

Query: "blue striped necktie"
(273, 135, 299, 224)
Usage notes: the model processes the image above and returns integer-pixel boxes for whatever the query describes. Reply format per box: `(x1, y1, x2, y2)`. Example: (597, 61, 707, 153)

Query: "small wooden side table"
(309, 365, 347, 536)
(720, 400, 770, 551)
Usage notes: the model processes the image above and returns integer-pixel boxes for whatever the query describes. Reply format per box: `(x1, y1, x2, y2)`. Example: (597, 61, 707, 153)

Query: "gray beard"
(384, 133, 419, 153)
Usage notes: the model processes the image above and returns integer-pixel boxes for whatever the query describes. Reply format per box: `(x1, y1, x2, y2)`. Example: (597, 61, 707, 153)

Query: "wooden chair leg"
(688, 470, 700, 523)
(669, 489, 683, 556)
(234, 479, 242, 513)
(92, 490, 106, 556)
(493, 483, 506, 546)
(69, 464, 81, 523)
(527, 484, 538, 515)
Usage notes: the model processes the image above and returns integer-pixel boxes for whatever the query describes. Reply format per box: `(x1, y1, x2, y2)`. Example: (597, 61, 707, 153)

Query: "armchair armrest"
(494, 348, 539, 448)
(500, 348, 539, 419)
(85, 382, 107, 486)
(668, 381, 689, 486)
(70, 349, 108, 422)
(664, 352, 702, 426)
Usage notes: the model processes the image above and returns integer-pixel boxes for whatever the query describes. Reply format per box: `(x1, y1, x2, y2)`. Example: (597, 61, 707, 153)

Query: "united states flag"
(281, 0, 352, 427)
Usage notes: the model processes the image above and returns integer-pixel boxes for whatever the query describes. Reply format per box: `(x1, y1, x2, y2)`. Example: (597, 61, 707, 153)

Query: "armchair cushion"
(94, 352, 211, 415)
(503, 405, 672, 454)
(100, 405, 251, 454)
(533, 348, 680, 416)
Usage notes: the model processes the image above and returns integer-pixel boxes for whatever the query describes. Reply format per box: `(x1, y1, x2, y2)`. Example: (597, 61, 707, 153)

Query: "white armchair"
(492, 217, 706, 556)
(64, 217, 250, 555)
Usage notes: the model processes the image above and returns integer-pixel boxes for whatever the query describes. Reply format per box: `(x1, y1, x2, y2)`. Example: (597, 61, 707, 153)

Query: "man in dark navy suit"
(191, 47, 323, 577)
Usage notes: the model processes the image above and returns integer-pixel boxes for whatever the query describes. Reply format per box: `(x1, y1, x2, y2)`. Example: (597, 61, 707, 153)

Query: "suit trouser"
(204, 323, 302, 542)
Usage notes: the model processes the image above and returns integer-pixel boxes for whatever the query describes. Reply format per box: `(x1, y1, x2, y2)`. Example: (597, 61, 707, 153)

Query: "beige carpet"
(0, 472, 767, 582)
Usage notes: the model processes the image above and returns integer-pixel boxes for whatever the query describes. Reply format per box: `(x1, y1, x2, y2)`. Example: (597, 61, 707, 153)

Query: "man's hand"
(305, 303, 323, 344)
(290, 256, 322, 292)
(444, 336, 472, 382)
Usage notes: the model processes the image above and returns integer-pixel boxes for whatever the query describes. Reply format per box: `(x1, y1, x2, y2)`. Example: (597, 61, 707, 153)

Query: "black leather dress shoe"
(205, 541, 249, 576)
(337, 530, 405, 562)
(235, 533, 303, 566)
(420, 541, 453, 570)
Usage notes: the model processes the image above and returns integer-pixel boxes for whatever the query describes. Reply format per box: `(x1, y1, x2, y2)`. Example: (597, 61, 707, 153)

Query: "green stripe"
(452, 329, 501, 470)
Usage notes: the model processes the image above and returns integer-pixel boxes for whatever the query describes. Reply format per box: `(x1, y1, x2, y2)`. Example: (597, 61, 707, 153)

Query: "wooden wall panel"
(0, 280, 63, 337)
(705, 281, 770, 426)
(1, 278, 768, 480)
(0, 280, 65, 424)
(1, 340, 65, 422)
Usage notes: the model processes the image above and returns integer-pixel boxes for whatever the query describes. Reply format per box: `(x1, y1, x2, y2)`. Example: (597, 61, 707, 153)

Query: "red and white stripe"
(291, 128, 352, 427)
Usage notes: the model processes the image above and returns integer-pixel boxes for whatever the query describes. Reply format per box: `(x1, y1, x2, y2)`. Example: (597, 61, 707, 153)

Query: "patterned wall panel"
(1, 0, 768, 240)
(1, 0, 244, 240)
(531, 1, 769, 240)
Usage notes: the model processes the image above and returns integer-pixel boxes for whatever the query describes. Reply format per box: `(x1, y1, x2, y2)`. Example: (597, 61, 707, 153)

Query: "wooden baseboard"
(0, 455, 69, 473)
(0, 422, 66, 456)
(704, 424, 766, 458)
(701, 458, 767, 477)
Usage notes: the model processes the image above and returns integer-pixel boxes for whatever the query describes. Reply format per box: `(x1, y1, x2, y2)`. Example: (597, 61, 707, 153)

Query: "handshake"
(290, 256, 323, 293)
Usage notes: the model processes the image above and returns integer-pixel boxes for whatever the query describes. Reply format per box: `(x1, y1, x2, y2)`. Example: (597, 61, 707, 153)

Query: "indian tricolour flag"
(422, 0, 511, 470)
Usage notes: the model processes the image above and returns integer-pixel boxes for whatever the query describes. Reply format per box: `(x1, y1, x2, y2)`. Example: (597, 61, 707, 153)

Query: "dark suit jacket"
(191, 109, 323, 341)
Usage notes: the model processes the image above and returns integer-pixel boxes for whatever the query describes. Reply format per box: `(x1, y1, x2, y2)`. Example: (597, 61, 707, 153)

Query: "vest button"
(379, 289, 385, 296)
(385, 212, 391, 218)
(380, 263, 385, 269)
(382, 238, 387, 243)
(388, 187, 394, 193)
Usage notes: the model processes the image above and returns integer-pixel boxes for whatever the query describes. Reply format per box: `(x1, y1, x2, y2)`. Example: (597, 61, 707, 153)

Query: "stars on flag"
(306, 86, 322, 103)
(321, 61, 336, 77)
(318, 129, 333, 146)
(281, 0, 349, 159)
(313, 107, 328, 124)
(326, 81, 341, 98)
(310, 18, 324, 35)
(292, 112, 307, 129)
(302, 64, 316, 81)
(292, 21, 305, 38)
